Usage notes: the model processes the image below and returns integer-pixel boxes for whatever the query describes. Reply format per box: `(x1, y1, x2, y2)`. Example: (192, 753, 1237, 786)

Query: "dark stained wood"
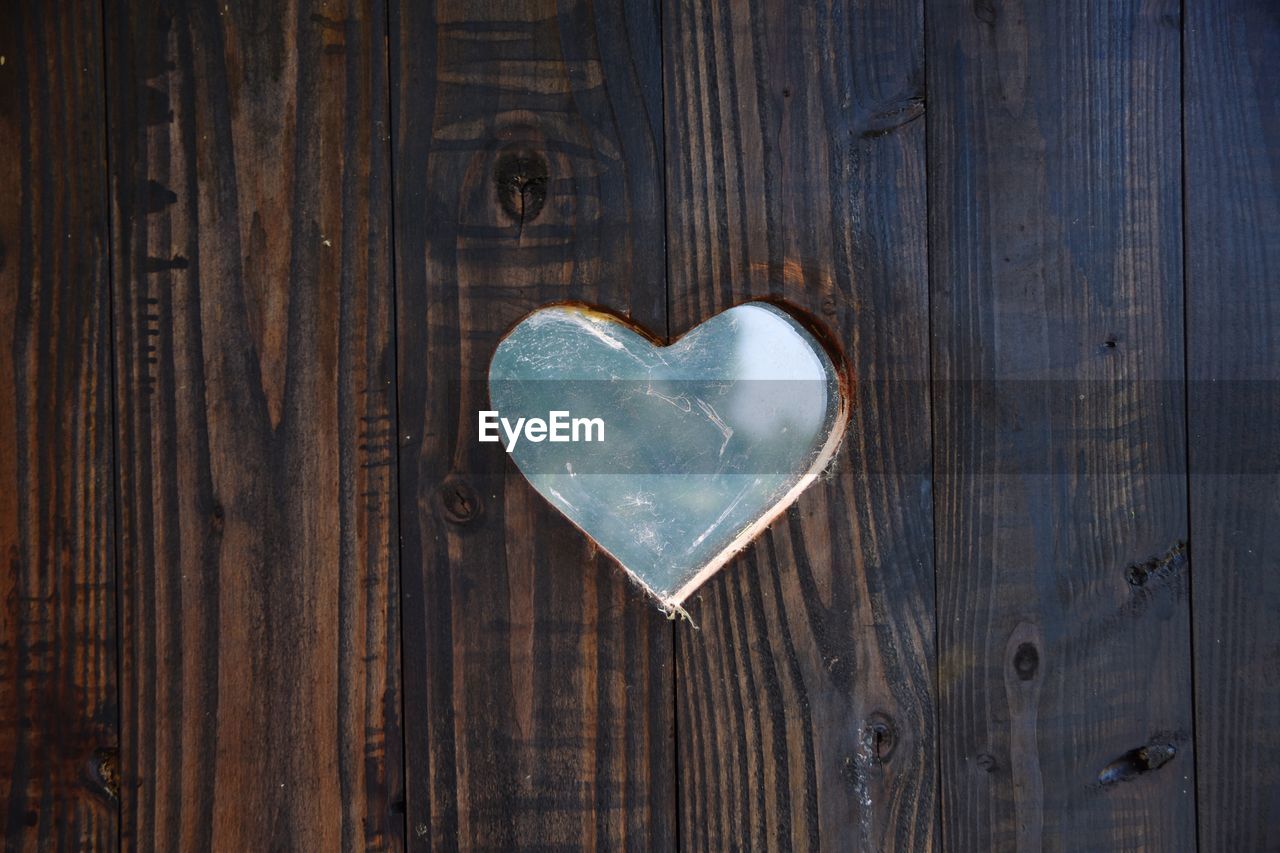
(105, 0, 402, 848)
(390, 1, 675, 847)
(928, 0, 1195, 849)
(1186, 1, 1280, 848)
(663, 0, 937, 847)
(0, 1, 118, 849)
(6, 0, 1280, 845)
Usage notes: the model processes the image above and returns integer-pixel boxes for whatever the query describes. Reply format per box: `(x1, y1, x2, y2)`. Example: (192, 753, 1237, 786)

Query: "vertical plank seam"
(381, 0, 410, 845)
(1179, 0, 1203, 847)
(922, 0, 945, 844)
(96, 0, 125, 845)
(658, 0, 682, 848)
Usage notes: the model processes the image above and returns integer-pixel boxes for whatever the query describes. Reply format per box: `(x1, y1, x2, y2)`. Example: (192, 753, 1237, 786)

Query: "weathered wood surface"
(105, 0, 402, 848)
(390, 0, 676, 847)
(4, 0, 1280, 849)
(0, 1, 118, 849)
(1186, 1, 1280, 849)
(928, 0, 1196, 849)
(663, 0, 937, 847)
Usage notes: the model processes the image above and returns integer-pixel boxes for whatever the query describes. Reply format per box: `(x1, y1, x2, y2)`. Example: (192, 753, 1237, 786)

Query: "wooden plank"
(928, 0, 1195, 848)
(662, 0, 937, 847)
(105, 0, 403, 847)
(0, 1, 118, 848)
(390, 1, 675, 847)
(1186, 0, 1280, 847)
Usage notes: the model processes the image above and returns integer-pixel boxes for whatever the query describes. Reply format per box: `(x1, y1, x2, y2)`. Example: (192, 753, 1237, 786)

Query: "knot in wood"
(494, 149, 548, 225)
(438, 477, 481, 524)
(1012, 642, 1040, 681)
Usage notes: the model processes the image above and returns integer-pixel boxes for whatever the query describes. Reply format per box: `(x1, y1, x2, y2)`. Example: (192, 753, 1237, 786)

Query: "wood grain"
(928, 0, 1195, 848)
(6, 0, 1280, 845)
(663, 0, 937, 847)
(105, 0, 403, 847)
(0, 1, 118, 848)
(1186, 0, 1280, 848)
(390, 1, 675, 847)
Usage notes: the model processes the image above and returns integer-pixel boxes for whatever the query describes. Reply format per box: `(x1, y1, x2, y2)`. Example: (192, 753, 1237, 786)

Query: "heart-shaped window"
(487, 302, 847, 610)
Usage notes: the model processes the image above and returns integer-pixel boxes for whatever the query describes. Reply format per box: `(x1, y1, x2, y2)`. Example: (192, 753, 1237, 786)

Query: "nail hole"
(92, 747, 119, 799)
(1098, 742, 1176, 786)
(861, 712, 897, 764)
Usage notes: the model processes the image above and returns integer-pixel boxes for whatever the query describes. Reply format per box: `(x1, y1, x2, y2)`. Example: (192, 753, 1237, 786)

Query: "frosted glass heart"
(488, 302, 847, 610)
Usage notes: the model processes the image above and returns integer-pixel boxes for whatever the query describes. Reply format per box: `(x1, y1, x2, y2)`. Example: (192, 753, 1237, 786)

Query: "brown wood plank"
(928, 0, 1195, 848)
(0, 1, 118, 848)
(104, 0, 403, 847)
(390, 1, 675, 848)
(662, 0, 937, 847)
(1186, 0, 1280, 847)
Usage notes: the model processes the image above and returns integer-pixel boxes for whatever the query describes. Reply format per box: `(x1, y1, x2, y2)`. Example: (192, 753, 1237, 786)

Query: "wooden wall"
(1, 0, 1277, 848)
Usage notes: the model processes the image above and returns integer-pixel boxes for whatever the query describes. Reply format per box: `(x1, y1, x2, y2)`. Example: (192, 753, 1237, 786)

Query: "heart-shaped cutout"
(487, 302, 847, 609)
